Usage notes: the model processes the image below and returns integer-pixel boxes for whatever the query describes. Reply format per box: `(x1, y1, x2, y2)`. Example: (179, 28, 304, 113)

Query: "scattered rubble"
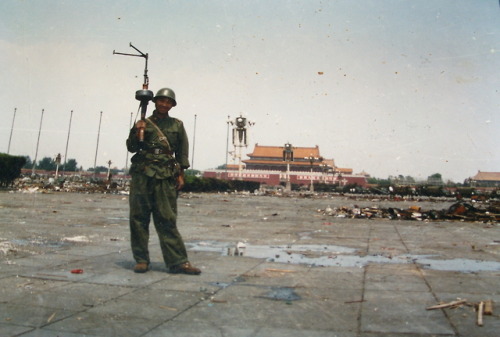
(10, 174, 130, 194)
(317, 201, 500, 223)
(426, 298, 495, 327)
(0, 240, 17, 256)
(62, 235, 91, 243)
(426, 299, 468, 310)
(227, 242, 247, 256)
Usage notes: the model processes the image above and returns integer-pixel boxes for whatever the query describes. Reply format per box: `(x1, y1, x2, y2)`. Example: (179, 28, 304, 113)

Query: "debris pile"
(11, 175, 130, 194)
(318, 201, 500, 223)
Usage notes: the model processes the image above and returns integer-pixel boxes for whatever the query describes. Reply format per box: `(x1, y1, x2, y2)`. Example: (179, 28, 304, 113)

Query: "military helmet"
(153, 88, 177, 106)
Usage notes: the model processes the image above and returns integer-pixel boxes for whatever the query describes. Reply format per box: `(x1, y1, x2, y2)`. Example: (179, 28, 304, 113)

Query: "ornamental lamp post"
(305, 155, 315, 192)
(230, 114, 254, 180)
(304, 155, 323, 192)
(283, 142, 294, 192)
(107, 160, 112, 181)
(319, 163, 328, 184)
(55, 153, 62, 178)
(225, 115, 231, 177)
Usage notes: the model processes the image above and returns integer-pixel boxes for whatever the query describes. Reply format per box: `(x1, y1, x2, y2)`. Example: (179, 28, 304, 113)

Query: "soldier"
(126, 87, 201, 275)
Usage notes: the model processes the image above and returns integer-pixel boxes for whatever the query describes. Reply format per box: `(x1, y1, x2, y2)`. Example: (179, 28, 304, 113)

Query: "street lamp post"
(230, 115, 254, 180)
(55, 153, 61, 178)
(283, 142, 293, 192)
(225, 115, 231, 177)
(308, 156, 314, 192)
(305, 155, 322, 192)
(107, 160, 112, 182)
(319, 163, 331, 184)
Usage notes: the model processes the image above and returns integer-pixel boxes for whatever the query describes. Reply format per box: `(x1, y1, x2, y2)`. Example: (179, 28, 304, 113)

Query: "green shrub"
(0, 153, 27, 187)
(184, 176, 259, 192)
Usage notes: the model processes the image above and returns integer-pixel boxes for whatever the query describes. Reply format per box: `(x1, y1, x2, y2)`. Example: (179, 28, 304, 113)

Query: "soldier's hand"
(135, 120, 146, 129)
(176, 172, 185, 191)
(135, 120, 146, 141)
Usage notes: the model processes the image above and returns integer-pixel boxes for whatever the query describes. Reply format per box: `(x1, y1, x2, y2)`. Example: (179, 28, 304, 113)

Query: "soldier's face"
(155, 98, 175, 115)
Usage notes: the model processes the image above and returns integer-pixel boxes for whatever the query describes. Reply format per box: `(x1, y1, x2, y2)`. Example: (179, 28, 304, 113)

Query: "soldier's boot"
(169, 262, 201, 275)
(134, 262, 149, 273)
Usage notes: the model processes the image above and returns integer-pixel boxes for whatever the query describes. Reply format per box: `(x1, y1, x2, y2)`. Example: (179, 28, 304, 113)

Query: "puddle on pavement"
(262, 287, 301, 302)
(208, 282, 232, 288)
(187, 241, 500, 273)
(415, 258, 500, 273)
(10, 239, 69, 249)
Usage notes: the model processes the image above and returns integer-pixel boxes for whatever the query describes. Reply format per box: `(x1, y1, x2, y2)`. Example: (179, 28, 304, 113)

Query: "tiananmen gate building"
(203, 144, 368, 187)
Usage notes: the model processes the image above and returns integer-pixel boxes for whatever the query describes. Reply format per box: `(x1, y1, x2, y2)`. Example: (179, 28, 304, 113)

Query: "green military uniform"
(126, 111, 190, 268)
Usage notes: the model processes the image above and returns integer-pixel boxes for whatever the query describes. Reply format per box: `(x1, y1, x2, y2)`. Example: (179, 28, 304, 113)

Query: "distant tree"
(183, 176, 259, 192)
(37, 157, 57, 171)
(64, 159, 78, 172)
(22, 156, 32, 169)
(185, 169, 201, 176)
(367, 177, 391, 187)
(88, 166, 108, 173)
(395, 175, 416, 185)
(429, 173, 442, 179)
(444, 179, 456, 186)
(216, 164, 227, 170)
(427, 173, 443, 186)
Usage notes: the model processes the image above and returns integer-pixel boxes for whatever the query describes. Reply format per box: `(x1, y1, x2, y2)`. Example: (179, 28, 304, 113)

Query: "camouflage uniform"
(126, 111, 190, 268)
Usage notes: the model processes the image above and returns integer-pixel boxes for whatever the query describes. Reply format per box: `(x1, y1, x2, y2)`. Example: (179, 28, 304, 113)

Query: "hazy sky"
(1, 0, 498, 182)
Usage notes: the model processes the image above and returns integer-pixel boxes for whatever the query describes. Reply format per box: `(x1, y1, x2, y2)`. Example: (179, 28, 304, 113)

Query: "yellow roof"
(472, 171, 500, 181)
(247, 144, 321, 158)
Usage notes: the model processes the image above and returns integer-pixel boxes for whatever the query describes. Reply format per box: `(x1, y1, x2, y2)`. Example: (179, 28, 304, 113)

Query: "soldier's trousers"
(129, 174, 188, 268)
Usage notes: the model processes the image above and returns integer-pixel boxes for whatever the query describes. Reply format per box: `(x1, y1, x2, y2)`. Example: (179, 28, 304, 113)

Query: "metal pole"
(63, 110, 73, 174)
(191, 114, 197, 171)
(125, 112, 133, 171)
(305, 156, 315, 193)
(238, 144, 242, 180)
(310, 165, 314, 192)
(286, 162, 291, 192)
(7, 107, 17, 154)
(93, 111, 103, 178)
(225, 115, 230, 176)
(32, 109, 45, 175)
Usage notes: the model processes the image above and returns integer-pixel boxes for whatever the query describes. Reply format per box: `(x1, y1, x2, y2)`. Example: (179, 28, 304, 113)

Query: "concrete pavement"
(0, 191, 498, 336)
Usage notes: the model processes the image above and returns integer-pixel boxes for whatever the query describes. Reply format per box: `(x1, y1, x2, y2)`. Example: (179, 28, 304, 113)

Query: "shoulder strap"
(146, 118, 172, 152)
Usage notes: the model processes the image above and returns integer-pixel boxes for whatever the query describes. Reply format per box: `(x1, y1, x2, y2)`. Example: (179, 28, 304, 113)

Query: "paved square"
(0, 192, 498, 336)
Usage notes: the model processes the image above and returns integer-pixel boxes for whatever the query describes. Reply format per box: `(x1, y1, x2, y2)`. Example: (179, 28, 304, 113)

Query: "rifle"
(113, 43, 154, 144)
